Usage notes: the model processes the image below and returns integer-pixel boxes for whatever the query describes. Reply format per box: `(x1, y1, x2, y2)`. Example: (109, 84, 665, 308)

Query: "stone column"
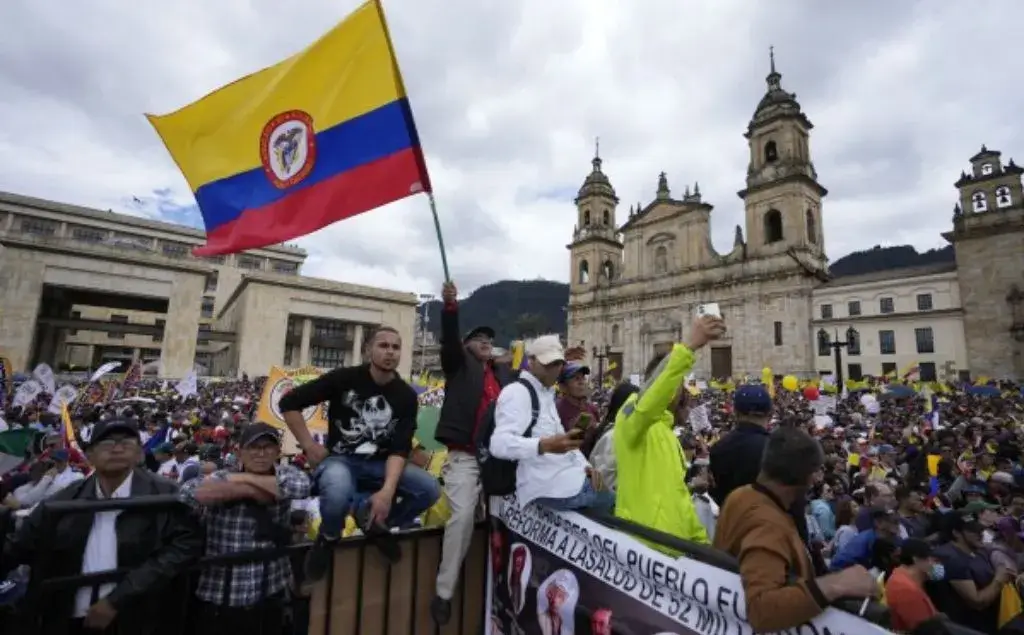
(236, 301, 288, 377)
(36, 325, 58, 367)
(0, 250, 45, 372)
(132, 347, 141, 362)
(160, 272, 204, 377)
(299, 318, 312, 367)
(351, 324, 364, 366)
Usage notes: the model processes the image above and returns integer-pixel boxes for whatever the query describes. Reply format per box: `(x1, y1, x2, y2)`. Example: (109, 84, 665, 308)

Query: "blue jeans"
(314, 454, 441, 538)
(535, 479, 615, 512)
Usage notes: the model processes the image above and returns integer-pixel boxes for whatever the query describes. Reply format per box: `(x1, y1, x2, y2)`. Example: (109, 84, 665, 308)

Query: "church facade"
(567, 58, 828, 380)
(567, 61, 1024, 382)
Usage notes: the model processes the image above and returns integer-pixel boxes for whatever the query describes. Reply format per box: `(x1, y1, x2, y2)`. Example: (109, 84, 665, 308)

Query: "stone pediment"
(620, 200, 684, 232)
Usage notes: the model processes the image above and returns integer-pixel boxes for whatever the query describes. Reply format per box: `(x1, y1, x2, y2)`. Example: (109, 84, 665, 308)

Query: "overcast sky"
(1, 1, 1021, 297)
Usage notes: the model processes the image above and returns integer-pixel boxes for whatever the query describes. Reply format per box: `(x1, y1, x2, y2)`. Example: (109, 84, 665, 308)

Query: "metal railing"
(2, 496, 488, 635)
(1, 497, 987, 635)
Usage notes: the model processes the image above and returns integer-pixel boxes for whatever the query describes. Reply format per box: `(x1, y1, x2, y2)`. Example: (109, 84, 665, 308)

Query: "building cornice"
(0, 234, 213, 275)
(736, 173, 828, 199)
(0, 190, 307, 261)
(216, 272, 418, 320)
(566, 235, 624, 250)
(810, 307, 963, 326)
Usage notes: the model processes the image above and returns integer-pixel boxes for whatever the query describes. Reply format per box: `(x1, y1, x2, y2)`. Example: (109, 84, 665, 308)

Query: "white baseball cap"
(526, 334, 565, 365)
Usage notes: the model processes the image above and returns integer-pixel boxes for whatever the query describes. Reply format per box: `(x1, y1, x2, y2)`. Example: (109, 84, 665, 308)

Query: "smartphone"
(697, 302, 721, 318)
(574, 412, 592, 432)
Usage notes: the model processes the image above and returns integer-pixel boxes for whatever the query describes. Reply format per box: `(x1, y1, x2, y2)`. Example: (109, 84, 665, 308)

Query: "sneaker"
(430, 595, 452, 626)
(356, 505, 402, 565)
(303, 537, 336, 583)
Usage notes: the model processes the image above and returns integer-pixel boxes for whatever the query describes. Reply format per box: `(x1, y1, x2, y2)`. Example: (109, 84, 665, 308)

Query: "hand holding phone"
(696, 302, 721, 318)
(687, 309, 727, 351)
(574, 412, 592, 432)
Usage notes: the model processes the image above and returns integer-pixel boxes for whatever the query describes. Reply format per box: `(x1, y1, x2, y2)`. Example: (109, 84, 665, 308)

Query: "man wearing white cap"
(490, 335, 612, 511)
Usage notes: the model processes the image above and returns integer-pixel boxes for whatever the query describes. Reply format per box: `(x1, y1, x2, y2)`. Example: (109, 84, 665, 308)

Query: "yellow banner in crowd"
(256, 366, 329, 433)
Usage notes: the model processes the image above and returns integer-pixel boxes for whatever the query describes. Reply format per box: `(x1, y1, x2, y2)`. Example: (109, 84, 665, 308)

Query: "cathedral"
(566, 57, 1024, 382)
(567, 55, 828, 380)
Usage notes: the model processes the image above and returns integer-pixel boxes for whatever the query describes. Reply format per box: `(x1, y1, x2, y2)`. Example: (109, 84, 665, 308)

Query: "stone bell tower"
(567, 143, 623, 350)
(944, 145, 1024, 379)
(567, 144, 623, 292)
(738, 48, 828, 268)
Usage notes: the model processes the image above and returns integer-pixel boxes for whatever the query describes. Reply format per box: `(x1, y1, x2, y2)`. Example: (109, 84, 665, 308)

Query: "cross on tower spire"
(591, 136, 603, 171)
(766, 45, 782, 91)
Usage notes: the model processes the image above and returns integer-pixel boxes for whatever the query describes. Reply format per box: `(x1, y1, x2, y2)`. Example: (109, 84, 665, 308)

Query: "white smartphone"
(696, 302, 721, 318)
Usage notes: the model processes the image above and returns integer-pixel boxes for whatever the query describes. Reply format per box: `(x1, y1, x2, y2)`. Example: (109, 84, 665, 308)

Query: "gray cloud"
(1, 0, 1023, 298)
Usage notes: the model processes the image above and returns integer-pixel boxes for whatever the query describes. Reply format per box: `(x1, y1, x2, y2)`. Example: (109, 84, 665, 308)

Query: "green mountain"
(422, 280, 569, 345)
(828, 244, 954, 278)
(426, 245, 955, 343)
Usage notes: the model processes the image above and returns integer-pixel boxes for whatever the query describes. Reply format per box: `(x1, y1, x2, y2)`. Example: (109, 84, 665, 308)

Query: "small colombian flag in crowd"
(147, 0, 432, 256)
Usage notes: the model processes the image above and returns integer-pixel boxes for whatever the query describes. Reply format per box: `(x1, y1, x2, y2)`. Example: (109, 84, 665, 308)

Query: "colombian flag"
(147, 0, 431, 256)
(61, 403, 82, 454)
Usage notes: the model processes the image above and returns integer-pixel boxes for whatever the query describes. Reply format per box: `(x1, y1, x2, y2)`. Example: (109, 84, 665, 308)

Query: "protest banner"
(256, 365, 329, 435)
(486, 496, 892, 635)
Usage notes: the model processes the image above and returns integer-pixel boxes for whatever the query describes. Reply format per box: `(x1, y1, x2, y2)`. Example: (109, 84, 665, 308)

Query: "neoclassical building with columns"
(567, 60, 1024, 382)
(0, 191, 418, 378)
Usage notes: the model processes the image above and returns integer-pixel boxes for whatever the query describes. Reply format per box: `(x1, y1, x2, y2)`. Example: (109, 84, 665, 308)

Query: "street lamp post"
(418, 293, 435, 375)
(591, 344, 610, 387)
(818, 327, 857, 388)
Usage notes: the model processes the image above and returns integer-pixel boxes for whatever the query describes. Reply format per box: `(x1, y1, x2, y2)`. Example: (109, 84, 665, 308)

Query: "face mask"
(928, 563, 945, 581)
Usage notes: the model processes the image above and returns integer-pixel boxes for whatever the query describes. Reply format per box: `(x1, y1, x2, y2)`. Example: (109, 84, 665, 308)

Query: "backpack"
(475, 378, 540, 496)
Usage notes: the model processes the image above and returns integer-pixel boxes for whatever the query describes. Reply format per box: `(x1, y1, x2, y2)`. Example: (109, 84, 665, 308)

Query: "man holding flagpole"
(430, 280, 513, 625)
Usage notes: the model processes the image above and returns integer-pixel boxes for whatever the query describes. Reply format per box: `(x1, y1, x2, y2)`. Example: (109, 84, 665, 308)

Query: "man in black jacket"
(431, 281, 514, 625)
(1, 418, 203, 635)
(709, 385, 822, 572)
(709, 384, 773, 506)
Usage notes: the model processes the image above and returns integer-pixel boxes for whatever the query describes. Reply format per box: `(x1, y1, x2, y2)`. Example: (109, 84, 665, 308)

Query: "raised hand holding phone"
(696, 302, 721, 318)
(686, 311, 727, 351)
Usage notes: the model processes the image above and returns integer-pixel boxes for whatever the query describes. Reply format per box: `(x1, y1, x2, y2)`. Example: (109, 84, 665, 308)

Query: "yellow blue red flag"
(61, 403, 82, 453)
(147, 0, 431, 256)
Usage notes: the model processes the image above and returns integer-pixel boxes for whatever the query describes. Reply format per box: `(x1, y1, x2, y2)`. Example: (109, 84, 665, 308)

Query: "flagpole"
(374, 0, 451, 283)
(428, 192, 451, 282)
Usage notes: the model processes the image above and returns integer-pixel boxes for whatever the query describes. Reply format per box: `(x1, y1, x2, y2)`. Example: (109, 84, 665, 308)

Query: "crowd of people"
(0, 281, 1021, 634)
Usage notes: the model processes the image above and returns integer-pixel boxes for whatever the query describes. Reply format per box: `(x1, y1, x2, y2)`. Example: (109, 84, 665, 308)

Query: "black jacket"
(709, 421, 770, 506)
(2, 467, 203, 635)
(433, 304, 514, 448)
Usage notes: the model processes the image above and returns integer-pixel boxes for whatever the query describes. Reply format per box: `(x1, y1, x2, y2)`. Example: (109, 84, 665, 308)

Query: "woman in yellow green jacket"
(613, 315, 725, 544)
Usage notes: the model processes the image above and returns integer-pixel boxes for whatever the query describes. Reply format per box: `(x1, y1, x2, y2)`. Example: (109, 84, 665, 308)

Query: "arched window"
(996, 185, 1013, 208)
(847, 328, 861, 355)
(805, 209, 817, 244)
(817, 330, 831, 356)
(602, 210, 610, 225)
(764, 140, 778, 163)
(653, 246, 668, 274)
(982, 163, 994, 176)
(972, 191, 988, 213)
(583, 210, 591, 225)
(578, 260, 590, 284)
(602, 259, 614, 280)
(763, 209, 784, 244)
(611, 324, 620, 346)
